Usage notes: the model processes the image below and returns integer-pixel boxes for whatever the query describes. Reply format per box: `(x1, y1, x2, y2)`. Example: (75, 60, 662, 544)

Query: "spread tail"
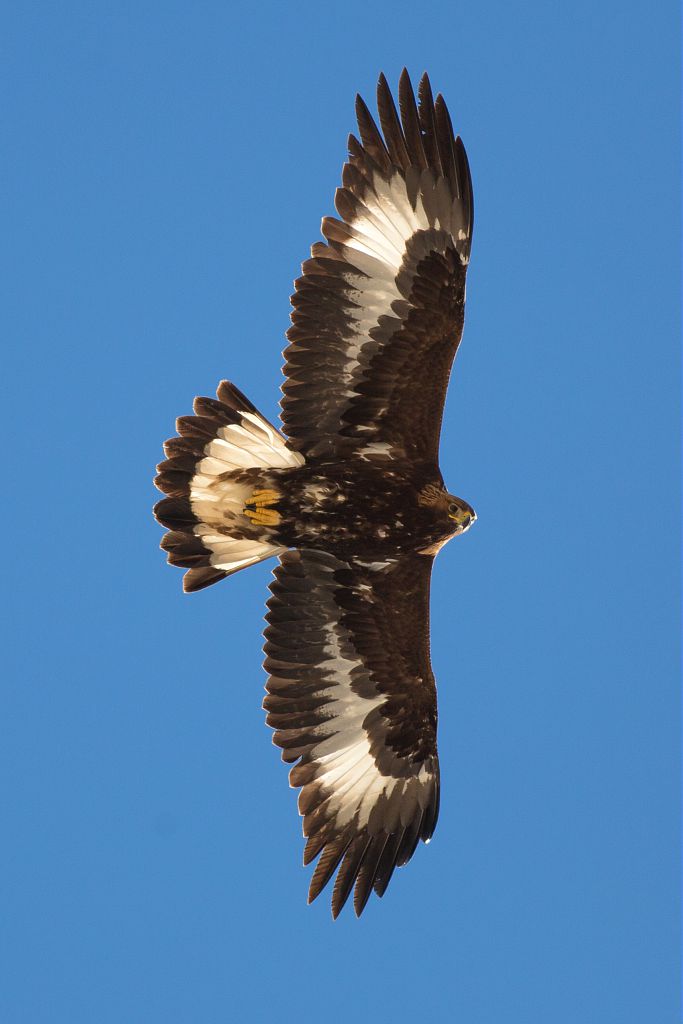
(154, 381, 304, 592)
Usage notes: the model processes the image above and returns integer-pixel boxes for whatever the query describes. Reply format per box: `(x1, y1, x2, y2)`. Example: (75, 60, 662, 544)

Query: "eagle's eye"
(448, 502, 458, 515)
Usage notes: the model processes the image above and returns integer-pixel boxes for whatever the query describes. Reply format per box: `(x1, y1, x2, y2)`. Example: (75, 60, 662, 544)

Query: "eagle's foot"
(244, 489, 281, 527)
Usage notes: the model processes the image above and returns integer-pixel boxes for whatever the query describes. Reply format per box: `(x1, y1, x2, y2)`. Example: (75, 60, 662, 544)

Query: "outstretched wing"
(281, 69, 473, 462)
(263, 549, 439, 917)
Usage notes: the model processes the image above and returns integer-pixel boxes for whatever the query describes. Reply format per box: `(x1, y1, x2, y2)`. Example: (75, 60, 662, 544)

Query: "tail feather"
(154, 381, 303, 592)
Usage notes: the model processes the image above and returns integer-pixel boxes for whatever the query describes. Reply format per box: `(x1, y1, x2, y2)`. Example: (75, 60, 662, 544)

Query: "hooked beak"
(448, 507, 477, 533)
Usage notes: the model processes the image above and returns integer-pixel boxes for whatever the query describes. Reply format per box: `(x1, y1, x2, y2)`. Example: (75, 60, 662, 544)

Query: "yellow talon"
(244, 508, 280, 526)
(248, 489, 280, 506)
(244, 489, 281, 526)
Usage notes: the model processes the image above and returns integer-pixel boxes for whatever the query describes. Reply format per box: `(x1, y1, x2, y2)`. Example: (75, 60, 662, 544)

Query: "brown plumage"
(153, 70, 476, 916)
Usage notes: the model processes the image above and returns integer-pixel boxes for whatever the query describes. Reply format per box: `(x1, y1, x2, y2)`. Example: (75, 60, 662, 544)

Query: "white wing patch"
(317, 168, 469, 445)
(292, 613, 394, 831)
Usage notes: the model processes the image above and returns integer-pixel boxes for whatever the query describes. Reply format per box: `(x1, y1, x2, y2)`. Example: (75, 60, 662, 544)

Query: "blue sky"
(2, 3, 679, 1022)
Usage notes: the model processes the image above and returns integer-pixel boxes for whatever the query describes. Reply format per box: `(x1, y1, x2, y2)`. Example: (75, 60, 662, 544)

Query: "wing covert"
(281, 70, 473, 462)
(263, 548, 439, 917)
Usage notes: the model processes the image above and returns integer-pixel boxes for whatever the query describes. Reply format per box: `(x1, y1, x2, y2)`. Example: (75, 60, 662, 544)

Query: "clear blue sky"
(2, 3, 679, 1022)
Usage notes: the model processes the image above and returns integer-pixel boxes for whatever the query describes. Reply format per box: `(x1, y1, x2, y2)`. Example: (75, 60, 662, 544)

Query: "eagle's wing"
(263, 548, 439, 917)
(281, 69, 473, 462)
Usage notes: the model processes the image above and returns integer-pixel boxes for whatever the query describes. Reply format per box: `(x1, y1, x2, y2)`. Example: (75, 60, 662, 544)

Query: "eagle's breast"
(275, 461, 447, 557)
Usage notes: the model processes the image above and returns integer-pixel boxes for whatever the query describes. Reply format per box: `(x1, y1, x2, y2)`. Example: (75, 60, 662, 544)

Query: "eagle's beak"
(449, 507, 476, 532)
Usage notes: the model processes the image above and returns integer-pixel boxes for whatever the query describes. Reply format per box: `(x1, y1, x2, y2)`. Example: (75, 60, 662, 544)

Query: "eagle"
(154, 70, 476, 917)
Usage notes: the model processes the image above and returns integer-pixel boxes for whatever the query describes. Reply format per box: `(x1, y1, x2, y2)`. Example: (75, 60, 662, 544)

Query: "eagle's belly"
(271, 464, 445, 557)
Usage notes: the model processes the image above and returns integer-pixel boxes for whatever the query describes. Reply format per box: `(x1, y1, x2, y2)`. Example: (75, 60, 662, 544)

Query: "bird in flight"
(154, 69, 476, 917)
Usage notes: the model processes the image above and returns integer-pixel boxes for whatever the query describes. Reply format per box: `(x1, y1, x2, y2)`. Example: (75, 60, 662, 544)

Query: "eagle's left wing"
(264, 548, 439, 917)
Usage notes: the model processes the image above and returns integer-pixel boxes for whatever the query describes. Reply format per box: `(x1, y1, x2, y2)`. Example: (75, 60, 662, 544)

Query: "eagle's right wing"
(264, 548, 439, 918)
(280, 69, 473, 463)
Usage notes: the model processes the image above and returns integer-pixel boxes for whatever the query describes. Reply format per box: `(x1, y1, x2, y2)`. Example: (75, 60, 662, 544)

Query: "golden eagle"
(154, 70, 476, 917)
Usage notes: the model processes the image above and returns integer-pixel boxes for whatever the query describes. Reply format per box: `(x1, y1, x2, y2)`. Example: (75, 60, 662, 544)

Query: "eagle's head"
(445, 493, 476, 536)
(417, 483, 476, 539)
